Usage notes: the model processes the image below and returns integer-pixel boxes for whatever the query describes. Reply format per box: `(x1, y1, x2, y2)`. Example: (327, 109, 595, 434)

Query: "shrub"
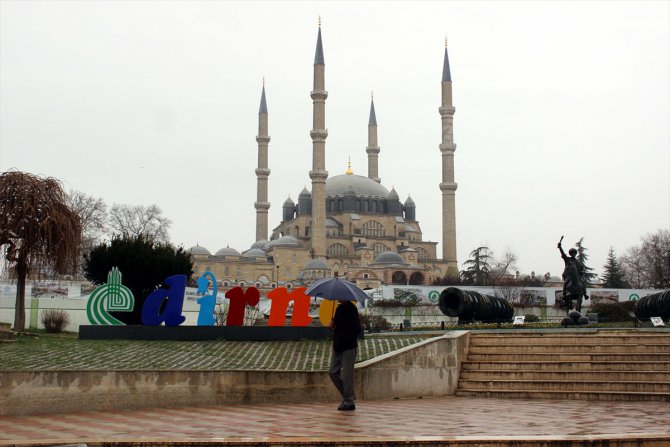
(620, 300, 637, 313)
(41, 309, 71, 333)
(524, 314, 541, 323)
(360, 314, 391, 332)
(590, 302, 635, 323)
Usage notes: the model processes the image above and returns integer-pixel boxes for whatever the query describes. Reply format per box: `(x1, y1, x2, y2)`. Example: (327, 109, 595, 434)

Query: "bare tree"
(622, 229, 670, 289)
(492, 249, 518, 284)
(0, 171, 81, 331)
(67, 190, 108, 248)
(108, 204, 171, 243)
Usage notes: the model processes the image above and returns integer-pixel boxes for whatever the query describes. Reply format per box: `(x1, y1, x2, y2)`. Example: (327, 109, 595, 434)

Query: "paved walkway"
(1, 396, 669, 445)
(0, 336, 424, 371)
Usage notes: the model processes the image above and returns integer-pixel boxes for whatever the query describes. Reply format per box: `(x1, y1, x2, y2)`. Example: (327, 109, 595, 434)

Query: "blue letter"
(141, 275, 187, 326)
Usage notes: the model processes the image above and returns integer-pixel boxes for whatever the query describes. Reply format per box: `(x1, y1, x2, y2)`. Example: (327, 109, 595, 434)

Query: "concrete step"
(460, 331, 670, 401)
(469, 334, 670, 346)
(469, 344, 670, 354)
(467, 352, 670, 362)
(459, 369, 670, 381)
(458, 379, 670, 393)
(462, 361, 670, 371)
(456, 388, 670, 401)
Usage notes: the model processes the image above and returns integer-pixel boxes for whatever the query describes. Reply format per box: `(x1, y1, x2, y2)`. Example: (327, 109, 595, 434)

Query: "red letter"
(224, 286, 261, 326)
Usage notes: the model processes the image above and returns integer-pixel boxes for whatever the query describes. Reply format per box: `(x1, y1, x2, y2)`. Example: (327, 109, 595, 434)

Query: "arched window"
(328, 243, 349, 257)
(362, 220, 386, 237)
(409, 272, 424, 285)
(224, 267, 230, 276)
(392, 271, 407, 285)
(416, 247, 430, 261)
(372, 243, 391, 258)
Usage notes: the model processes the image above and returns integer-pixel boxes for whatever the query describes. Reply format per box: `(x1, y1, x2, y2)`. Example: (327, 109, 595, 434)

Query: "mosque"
(189, 25, 458, 290)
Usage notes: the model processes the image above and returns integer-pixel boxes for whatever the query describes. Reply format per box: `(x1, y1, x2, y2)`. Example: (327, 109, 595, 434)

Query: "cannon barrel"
(634, 290, 670, 320)
(438, 287, 513, 323)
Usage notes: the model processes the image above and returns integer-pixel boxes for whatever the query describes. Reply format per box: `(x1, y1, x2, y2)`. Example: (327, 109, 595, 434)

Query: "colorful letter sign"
(224, 286, 261, 326)
(266, 287, 312, 327)
(196, 272, 217, 326)
(141, 275, 187, 326)
(86, 268, 339, 330)
(86, 267, 135, 325)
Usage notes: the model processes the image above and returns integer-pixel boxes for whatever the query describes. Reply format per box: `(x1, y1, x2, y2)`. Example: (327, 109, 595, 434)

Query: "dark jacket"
(332, 301, 361, 353)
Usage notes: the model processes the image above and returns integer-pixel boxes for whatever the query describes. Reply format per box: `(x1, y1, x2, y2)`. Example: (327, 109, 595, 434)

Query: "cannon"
(438, 287, 513, 324)
(634, 290, 670, 320)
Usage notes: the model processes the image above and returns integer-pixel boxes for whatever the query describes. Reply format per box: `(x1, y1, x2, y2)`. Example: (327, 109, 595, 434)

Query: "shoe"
(337, 402, 356, 411)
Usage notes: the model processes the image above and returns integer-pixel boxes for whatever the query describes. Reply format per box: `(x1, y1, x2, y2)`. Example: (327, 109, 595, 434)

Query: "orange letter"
(266, 287, 313, 327)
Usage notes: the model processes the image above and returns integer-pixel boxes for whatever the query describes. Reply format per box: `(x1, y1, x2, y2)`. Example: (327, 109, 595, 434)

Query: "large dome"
(326, 174, 390, 198)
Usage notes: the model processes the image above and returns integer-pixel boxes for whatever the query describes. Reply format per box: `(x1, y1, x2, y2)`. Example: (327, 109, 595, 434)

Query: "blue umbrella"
(304, 277, 368, 302)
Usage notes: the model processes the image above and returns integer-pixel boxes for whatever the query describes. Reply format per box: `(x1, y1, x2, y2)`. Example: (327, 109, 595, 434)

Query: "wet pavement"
(1, 395, 669, 444)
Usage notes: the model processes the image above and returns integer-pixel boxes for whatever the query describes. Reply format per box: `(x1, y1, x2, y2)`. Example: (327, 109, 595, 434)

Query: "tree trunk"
(13, 260, 27, 332)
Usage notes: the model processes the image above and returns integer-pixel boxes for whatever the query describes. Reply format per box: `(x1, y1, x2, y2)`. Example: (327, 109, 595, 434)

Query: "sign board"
(513, 315, 525, 325)
(651, 317, 665, 327)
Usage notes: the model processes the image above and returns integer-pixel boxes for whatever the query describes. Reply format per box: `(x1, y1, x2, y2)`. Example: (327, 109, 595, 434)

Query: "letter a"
(141, 275, 187, 326)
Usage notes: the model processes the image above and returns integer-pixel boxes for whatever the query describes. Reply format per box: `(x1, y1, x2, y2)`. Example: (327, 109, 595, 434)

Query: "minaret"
(439, 38, 458, 274)
(309, 20, 328, 259)
(254, 81, 271, 242)
(366, 92, 381, 183)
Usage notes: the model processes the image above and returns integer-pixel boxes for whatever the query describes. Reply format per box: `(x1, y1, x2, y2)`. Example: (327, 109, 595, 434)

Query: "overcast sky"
(1, 0, 668, 279)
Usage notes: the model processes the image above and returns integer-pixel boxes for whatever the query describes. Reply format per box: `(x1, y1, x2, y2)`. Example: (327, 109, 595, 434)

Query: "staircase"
(457, 330, 670, 401)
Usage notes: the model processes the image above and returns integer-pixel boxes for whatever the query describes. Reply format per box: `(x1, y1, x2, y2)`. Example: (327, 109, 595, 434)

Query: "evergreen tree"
(601, 247, 629, 288)
(84, 235, 193, 325)
(460, 246, 493, 286)
(575, 237, 597, 283)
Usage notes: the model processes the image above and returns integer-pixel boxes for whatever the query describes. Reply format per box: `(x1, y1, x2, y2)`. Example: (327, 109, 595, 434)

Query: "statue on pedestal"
(558, 236, 589, 315)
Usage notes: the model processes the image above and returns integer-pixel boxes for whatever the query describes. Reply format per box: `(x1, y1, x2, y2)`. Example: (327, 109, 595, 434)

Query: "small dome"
(372, 251, 407, 265)
(303, 259, 329, 269)
(188, 245, 211, 255)
(388, 188, 399, 200)
(264, 235, 304, 249)
(243, 248, 267, 258)
(215, 246, 240, 257)
(404, 195, 415, 206)
(299, 187, 311, 197)
(250, 239, 268, 250)
(283, 196, 295, 206)
(404, 224, 417, 232)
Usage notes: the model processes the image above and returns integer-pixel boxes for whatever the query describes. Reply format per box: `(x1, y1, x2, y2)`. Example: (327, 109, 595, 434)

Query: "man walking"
(328, 299, 361, 411)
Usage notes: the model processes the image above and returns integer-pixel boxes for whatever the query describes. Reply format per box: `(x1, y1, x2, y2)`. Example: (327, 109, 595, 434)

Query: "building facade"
(191, 26, 459, 289)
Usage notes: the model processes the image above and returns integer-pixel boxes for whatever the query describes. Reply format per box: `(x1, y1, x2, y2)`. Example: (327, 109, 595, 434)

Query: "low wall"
(0, 331, 470, 416)
(357, 331, 469, 400)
